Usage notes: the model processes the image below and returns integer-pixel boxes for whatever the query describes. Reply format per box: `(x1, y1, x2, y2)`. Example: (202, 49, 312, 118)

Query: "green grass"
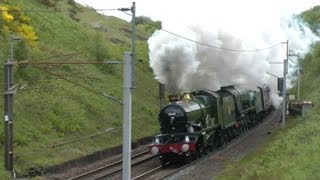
(216, 6, 320, 180)
(0, 0, 160, 176)
(2, 1, 317, 178)
(218, 112, 320, 179)
(217, 58, 320, 178)
(217, 7, 320, 179)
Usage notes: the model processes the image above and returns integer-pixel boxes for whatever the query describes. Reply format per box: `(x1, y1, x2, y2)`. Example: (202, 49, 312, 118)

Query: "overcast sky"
(74, 0, 319, 50)
(74, 0, 319, 100)
(74, 0, 320, 41)
(74, 0, 319, 25)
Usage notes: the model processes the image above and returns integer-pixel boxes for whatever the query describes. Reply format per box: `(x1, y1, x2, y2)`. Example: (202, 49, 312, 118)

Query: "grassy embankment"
(218, 6, 320, 179)
(0, 0, 161, 177)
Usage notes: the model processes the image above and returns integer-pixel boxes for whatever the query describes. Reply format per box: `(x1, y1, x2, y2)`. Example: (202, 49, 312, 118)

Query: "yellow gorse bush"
(1, 5, 13, 22)
(0, 3, 38, 47)
(17, 24, 38, 47)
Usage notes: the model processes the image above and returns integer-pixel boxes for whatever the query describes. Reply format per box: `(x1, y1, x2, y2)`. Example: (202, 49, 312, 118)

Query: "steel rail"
(131, 166, 163, 180)
(135, 110, 279, 180)
(68, 150, 151, 180)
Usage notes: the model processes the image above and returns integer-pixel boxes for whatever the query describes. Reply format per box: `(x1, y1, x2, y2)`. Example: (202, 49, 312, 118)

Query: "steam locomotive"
(149, 85, 272, 165)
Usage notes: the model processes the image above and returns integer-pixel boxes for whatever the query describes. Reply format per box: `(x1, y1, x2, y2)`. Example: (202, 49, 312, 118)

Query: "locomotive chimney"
(168, 94, 179, 102)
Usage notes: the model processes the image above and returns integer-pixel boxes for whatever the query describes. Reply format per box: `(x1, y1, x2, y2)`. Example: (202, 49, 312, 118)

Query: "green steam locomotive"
(149, 85, 272, 165)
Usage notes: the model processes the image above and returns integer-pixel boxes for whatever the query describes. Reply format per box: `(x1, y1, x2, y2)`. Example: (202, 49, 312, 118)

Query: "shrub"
(35, 0, 58, 8)
(68, 5, 80, 22)
(135, 16, 162, 34)
(67, 0, 76, 6)
(0, 4, 38, 47)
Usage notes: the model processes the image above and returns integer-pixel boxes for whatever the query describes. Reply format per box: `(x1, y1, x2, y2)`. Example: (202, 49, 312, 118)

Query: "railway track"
(67, 150, 157, 180)
(131, 165, 163, 180)
(131, 163, 191, 180)
(131, 110, 280, 180)
(66, 110, 279, 180)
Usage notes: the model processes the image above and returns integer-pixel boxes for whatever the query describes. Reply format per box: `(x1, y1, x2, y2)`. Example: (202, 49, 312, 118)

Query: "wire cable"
(12, 53, 80, 93)
(0, 8, 119, 13)
(30, 65, 122, 104)
(3, 4, 283, 52)
(25, 52, 81, 62)
(121, 11, 282, 52)
(161, 29, 282, 52)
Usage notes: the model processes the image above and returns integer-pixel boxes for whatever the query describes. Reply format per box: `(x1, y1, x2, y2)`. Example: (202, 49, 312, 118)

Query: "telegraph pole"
(297, 66, 300, 101)
(119, 2, 136, 88)
(4, 51, 14, 172)
(281, 40, 289, 129)
(119, 3, 136, 179)
(4, 36, 21, 175)
(131, 2, 136, 88)
(122, 52, 132, 180)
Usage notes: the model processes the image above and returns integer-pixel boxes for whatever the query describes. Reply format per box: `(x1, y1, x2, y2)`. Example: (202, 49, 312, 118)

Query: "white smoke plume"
(148, 1, 319, 107)
(149, 29, 271, 92)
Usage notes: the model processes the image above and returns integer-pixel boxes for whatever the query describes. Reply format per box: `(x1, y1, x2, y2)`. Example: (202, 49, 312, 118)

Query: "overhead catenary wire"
(24, 52, 81, 62)
(165, 29, 282, 52)
(0, 8, 119, 13)
(121, 11, 283, 53)
(3, 3, 284, 53)
(29, 64, 122, 104)
(51, 73, 103, 80)
(8, 4, 288, 96)
(18, 61, 109, 65)
(11, 52, 80, 93)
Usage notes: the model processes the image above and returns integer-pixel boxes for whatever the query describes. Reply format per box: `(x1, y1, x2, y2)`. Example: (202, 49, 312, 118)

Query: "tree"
(135, 16, 162, 34)
(300, 6, 320, 34)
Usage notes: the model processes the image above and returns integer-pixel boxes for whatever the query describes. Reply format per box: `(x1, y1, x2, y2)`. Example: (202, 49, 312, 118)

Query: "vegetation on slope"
(218, 6, 320, 179)
(0, 0, 161, 177)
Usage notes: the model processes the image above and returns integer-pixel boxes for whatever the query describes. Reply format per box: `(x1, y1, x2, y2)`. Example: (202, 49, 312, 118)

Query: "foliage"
(14, 39, 29, 61)
(0, 0, 160, 176)
(300, 6, 320, 34)
(0, 3, 38, 47)
(35, 0, 59, 8)
(219, 113, 320, 179)
(0, 161, 11, 180)
(67, 1, 81, 22)
(67, 0, 75, 6)
(68, 7, 80, 22)
(218, 6, 320, 179)
(135, 16, 162, 34)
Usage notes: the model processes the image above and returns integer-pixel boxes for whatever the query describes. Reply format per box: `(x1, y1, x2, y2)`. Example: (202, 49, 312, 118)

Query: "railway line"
(67, 150, 157, 180)
(138, 109, 279, 179)
(64, 109, 279, 180)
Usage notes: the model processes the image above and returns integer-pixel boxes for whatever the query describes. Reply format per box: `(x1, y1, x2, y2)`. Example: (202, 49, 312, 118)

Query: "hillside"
(218, 6, 320, 179)
(0, 0, 161, 177)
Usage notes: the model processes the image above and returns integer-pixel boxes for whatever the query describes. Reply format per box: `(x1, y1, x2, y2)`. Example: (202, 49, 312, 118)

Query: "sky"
(74, 0, 319, 49)
(74, 0, 319, 54)
(74, 0, 319, 106)
(74, 0, 319, 24)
